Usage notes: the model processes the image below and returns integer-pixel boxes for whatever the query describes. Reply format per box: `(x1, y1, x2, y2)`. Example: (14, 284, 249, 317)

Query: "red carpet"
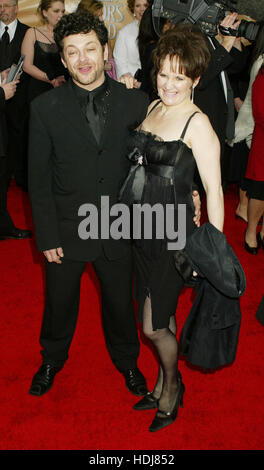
(0, 182, 263, 451)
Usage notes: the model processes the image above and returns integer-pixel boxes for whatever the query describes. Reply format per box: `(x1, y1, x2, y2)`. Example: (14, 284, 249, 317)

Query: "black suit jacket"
(0, 87, 7, 156)
(0, 20, 28, 71)
(28, 78, 149, 261)
(179, 223, 246, 370)
(0, 20, 29, 120)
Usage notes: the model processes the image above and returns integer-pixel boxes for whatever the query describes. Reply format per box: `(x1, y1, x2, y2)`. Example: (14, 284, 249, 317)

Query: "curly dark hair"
(152, 23, 210, 84)
(54, 10, 108, 54)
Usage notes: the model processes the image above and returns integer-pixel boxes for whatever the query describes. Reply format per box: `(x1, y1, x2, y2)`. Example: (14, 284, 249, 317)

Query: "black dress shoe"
(0, 227, 32, 240)
(29, 364, 62, 396)
(122, 368, 148, 396)
(133, 392, 158, 410)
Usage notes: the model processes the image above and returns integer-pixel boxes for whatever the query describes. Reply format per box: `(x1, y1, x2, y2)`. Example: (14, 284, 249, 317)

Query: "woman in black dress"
(21, 0, 67, 102)
(121, 24, 224, 432)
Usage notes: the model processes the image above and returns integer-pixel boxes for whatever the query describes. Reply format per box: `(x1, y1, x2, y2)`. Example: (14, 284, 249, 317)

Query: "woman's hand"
(192, 189, 201, 227)
(50, 76, 66, 88)
(104, 61, 112, 71)
(119, 73, 139, 89)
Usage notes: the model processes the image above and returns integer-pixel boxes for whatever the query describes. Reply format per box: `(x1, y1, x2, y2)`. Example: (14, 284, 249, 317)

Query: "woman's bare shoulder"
(24, 27, 35, 38)
(190, 109, 213, 133)
(146, 99, 160, 113)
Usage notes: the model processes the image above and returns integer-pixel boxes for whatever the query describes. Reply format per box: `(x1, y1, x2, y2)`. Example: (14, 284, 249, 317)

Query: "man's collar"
(70, 74, 109, 99)
(0, 18, 17, 31)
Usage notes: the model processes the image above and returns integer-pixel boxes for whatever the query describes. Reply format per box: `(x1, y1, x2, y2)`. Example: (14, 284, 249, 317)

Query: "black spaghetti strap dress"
(120, 105, 199, 330)
(27, 28, 67, 102)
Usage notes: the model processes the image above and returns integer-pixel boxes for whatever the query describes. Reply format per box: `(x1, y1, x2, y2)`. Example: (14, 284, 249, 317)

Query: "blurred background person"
(76, 0, 117, 79)
(0, 0, 29, 191)
(137, 6, 172, 101)
(113, 0, 149, 84)
(21, 0, 67, 103)
(0, 70, 31, 240)
(231, 22, 264, 225)
(243, 63, 264, 254)
(193, 12, 245, 194)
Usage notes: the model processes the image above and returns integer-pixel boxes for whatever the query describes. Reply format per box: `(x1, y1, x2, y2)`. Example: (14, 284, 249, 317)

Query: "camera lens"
(238, 20, 260, 42)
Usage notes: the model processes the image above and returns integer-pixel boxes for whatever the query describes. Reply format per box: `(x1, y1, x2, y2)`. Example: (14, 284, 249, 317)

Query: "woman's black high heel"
(245, 240, 259, 255)
(245, 230, 259, 255)
(257, 232, 264, 250)
(133, 392, 159, 410)
(235, 214, 247, 223)
(149, 374, 185, 432)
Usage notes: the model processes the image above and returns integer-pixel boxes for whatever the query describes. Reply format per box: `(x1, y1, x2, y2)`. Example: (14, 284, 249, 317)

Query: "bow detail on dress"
(119, 147, 148, 205)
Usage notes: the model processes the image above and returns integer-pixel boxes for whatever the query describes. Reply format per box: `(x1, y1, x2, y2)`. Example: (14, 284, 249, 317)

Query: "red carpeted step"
(0, 182, 263, 450)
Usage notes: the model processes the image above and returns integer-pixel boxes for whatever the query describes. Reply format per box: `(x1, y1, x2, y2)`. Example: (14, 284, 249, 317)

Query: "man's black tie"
(1, 26, 10, 46)
(86, 92, 101, 144)
(0, 26, 10, 70)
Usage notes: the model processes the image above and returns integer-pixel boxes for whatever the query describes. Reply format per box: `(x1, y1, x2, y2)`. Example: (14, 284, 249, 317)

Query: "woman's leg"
(261, 217, 264, 241)
(245, 198, 264, 247)
(142, 296, 179, 414)
(150, 315, 177, 399)
(235, 188, 248, 222)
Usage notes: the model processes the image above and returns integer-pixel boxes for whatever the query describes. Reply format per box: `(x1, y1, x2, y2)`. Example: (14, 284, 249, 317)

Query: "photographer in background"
(193, 11, 247, 193)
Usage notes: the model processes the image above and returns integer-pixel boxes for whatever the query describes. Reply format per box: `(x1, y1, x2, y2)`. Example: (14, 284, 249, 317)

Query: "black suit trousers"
(5, 90, 29, 187)
(40, 248, 140, 371)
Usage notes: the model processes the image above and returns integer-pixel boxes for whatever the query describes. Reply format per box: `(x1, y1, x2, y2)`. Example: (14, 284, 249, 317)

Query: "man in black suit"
(0, 0, 29, 190)
(28, 11, 150, 397)
(0, 72, 31, 239)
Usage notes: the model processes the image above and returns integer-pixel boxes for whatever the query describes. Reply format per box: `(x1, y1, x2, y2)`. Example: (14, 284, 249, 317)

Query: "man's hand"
(192, 189, 201, 227)
(119, 73, 140, 89)
(0, 78, 19, 100)
(43, 247, 64, 264)
(218, 12, 241, 52)
(0, 68, 10, 82)
(234, 97, 243, 112)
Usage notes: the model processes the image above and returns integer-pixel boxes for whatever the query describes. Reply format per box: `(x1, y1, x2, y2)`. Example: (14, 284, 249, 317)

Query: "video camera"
(152, 0, 260, 41)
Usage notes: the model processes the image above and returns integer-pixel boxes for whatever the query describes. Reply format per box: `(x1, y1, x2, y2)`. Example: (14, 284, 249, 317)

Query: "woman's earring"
(191, 86, 194, 103)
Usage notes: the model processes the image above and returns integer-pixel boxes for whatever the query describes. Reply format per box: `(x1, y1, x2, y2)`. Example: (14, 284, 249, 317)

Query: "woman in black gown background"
(19, 0, 67, 185)
(121, 25, 224, 432)
(21, 0, 67, 102)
